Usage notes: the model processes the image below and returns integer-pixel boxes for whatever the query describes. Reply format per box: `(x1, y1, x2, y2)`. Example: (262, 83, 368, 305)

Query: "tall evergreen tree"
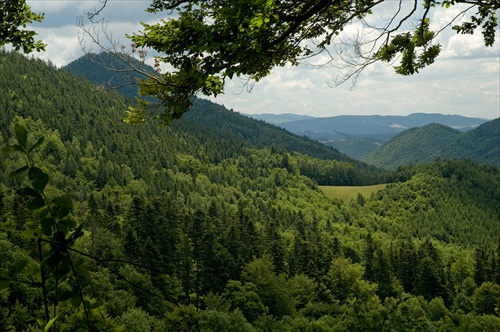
(264, 218, 286, 275)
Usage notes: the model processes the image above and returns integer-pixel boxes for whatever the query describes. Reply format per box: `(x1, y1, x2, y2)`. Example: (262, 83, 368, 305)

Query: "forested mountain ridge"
(271, 113, 488, 140)
(250, 113, 489, 160)
(243, 113, 316, 124)
(370, 159, 500, 247)
(364, 120, 500, 170)
(1, 50, 500, 331)
(63, 52, 385, 180)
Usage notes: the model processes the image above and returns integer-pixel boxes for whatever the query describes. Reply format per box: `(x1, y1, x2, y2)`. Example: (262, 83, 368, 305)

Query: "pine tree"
(373, 248, 396, 300)
(414, 240, 447, 301)
(177, 231, 195, 303)
(363, 233, 377, 282)
(264, 218, 286, 275)
(474, 247, 489, 286)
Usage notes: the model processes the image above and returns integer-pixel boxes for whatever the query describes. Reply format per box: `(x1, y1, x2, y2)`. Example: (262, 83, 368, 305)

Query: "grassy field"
(319, 184, 387, 202)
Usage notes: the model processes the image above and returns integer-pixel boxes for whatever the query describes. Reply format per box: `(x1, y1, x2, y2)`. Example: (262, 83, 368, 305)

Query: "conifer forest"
(1, 48, 500, 331)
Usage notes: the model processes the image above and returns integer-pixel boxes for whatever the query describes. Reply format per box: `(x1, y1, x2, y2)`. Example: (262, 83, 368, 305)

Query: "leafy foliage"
(0, 0, 45, 53)
(123, 0, 499, 122)
(1, 125, 98, 331)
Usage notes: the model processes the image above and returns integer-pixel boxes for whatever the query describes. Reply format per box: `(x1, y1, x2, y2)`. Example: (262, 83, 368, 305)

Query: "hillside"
(364, 120, 500, 170)
(64, 52, 156, 101)
(1, 50, 500, 331)
(268, 113, 488, 140)
(243, 113, 316, 124)
(247, 113, 488, 159)
(371, 159, 500, 246)
(63, 52, 387, 182)
(323, 139, 380, 160)
(437, 118, 500, 166)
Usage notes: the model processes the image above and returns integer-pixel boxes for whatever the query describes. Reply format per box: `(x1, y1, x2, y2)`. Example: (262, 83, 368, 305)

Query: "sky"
(23, 0, 500, 119)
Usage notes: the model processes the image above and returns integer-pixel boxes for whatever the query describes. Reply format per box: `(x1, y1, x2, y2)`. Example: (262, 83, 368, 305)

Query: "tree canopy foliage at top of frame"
(124, 0, 499, 124)
(0, 0, 45, 53)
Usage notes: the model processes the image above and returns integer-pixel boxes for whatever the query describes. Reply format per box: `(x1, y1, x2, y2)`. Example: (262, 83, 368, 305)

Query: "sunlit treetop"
(0, 0, 45, 53)
(126, 0, 498, 124)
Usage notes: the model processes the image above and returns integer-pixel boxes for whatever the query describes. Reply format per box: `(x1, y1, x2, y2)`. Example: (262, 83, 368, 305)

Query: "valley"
(248, 113, 494, 163)
(0, 50, 499, 331)
(319, 184, 388, 203)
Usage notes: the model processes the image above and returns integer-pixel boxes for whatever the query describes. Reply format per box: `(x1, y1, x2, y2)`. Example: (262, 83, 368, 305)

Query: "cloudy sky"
(25, 0, 500, 119)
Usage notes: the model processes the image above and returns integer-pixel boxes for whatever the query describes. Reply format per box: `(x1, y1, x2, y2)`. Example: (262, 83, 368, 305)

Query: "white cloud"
(443, 33, 494, 58)
(31, 26, 83, 67)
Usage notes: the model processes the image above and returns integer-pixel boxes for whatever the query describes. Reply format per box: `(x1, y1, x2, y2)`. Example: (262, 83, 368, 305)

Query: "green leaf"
(58, 289, 74, 301)
(83, 299, 91, 311)
(94, 322, 104, 330)
(70, 294, 82, 307)
(34, 271, 42, 283)
(72, 257, 85, 269)
(15, 124, 28, 149)
(0, 270, 11, 289)
(39, 208, 49, 219)
(53, 256, 71, 280)
(47, 252, 63, 267)
(45, 278, 56, 293)
(28, 167, 49, 192)
(58, 218, 76, 236)
(27, 197, 46, 210)
(28, 136, 45, 153)
(41, 218, 55, 236)
(75, 267, 91, 286)
(90, 301, 103, 309)
(52, 230, 66, 242)
(8, 165, 29, 178)
(44, 315, 59, 332)
(21, 229, 41, 239)
(59, 218, 77, 230)
(8, 259, 29, 278)
(74, 267, 91, 288)
(2, 144, 25, 154)
(71, 222, 85, 241)
(17, 187, 42, 198)
(52, 195, 73, 218)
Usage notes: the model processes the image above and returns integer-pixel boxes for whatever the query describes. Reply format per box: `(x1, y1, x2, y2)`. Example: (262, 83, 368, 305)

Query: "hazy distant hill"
(363, 119, 500, 170)
(64, 52, 154, 99)
(323, 139, 381, 160)
(436, 118, 500, 166)
(270, 113, 488, 141)
(244, 113, 316, 124)
(363, 124, 461, 169)
(246, 113, 489, 159)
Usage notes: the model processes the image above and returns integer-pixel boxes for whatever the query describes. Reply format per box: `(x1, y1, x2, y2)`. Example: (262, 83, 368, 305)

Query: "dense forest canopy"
(0, 50, 500, 331)
(1, 1, 499, 329)
(364, 120, 500, 170)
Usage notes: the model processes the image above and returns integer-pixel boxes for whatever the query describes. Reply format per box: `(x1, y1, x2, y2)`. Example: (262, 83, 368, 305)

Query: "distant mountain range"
(245, 113, 490, 159)
(363, 119, 500, 170)
(64, 53, 497, 170)
(244, 113, 316, 124)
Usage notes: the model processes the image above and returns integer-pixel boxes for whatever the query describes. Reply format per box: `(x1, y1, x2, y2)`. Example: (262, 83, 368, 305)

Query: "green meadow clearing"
(319, 184, 387, 202)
